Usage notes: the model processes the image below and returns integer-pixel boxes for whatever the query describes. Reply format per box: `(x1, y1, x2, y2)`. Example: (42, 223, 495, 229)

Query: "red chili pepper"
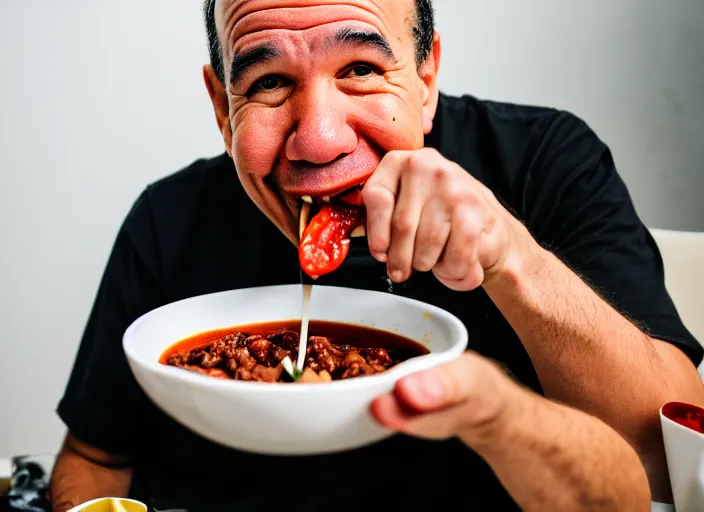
(299, 204, 366, 278)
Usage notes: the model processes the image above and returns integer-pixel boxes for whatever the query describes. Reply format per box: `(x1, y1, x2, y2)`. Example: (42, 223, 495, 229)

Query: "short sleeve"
(56, 192, 165, 454)
(522, 112, 702, 365)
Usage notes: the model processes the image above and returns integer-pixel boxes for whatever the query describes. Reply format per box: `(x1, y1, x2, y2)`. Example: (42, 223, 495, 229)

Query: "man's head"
(202, 0, 441, 244)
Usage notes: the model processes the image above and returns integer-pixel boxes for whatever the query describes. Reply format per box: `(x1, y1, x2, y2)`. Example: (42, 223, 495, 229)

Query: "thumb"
(371, 352, 517, 442)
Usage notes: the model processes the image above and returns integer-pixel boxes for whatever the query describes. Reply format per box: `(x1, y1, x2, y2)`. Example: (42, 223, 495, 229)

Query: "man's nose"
(285, 88, 357, 165)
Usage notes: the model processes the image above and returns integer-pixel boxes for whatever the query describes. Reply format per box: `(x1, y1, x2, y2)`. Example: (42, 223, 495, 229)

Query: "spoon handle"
(299, 267, 317, 286)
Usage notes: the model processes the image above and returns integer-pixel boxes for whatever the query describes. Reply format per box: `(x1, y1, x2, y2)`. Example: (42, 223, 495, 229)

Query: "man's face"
(206, 0, 441, 244)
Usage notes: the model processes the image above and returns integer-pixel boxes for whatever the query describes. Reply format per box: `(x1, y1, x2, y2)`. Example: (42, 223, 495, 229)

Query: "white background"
(0, 0, 702, 458)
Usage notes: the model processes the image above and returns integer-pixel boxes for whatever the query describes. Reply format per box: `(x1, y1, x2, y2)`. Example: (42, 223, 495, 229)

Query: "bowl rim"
(122, 284, 469, 394)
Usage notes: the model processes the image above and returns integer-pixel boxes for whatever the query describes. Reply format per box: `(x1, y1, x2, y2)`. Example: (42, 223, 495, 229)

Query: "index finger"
(362, 150, 411, 261)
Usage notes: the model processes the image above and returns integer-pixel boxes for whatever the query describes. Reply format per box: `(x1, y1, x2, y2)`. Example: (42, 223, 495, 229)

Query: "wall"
(435, 0, 704, 231)
(0, 0, 702, 458)
(0, 1, 223, 458)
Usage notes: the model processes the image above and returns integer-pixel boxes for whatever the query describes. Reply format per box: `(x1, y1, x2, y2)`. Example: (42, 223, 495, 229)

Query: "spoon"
(297, 203, 314, 374)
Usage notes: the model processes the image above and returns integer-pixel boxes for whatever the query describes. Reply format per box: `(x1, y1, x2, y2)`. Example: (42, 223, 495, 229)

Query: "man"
(50, 0, 703, 510)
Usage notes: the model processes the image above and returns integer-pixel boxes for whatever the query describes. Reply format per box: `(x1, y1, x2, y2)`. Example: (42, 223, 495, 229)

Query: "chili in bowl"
(122, 284, 468, 456)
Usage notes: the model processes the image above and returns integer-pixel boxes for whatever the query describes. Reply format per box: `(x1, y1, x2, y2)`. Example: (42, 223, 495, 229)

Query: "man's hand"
(371, 352, 514, 445)
(371, 354, 652, 511)
(362, 148, 533, 290)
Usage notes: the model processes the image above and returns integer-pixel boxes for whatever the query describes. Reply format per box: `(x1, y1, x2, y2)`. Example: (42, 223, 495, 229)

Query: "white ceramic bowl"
(123, 284, 469, 456)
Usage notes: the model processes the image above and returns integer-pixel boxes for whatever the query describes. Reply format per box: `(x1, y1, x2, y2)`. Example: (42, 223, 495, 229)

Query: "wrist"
(468, 379, 538, 463)
(458, 357, 529, 451)
(483, 221, 548, 299)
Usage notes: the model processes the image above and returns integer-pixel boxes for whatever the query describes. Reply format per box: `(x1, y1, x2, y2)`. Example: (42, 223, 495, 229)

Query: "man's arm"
(478, 388, 652, 512)
(484, 242, 704, 502)
(50, 433, 133, 512)
(372, 352, 652, 511)
(362, 114, 704, 503)
(478, 112, 704, 502)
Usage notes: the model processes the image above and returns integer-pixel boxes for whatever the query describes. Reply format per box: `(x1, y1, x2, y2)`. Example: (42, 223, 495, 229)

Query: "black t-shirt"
(57, 93, 702, 511)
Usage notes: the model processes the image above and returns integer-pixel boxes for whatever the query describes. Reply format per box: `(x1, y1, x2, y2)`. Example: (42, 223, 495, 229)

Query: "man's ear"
(203, 64, 233, 157)
(418, 32, 442, 136)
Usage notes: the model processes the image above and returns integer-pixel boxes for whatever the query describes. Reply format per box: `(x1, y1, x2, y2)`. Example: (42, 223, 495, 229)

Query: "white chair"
(649, 229, 704, 512)
(649, 228, 704, 373)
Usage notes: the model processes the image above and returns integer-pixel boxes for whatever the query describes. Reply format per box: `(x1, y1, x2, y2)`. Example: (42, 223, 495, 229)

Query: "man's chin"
(271, 214, 300, 247)
(271, 201, 300, 246)
(244, 181, 300, 246)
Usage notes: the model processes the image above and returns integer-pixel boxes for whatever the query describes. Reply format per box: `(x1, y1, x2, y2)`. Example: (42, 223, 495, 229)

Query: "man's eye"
(346, 64, 378, 78)
(249, 75, 289, 94)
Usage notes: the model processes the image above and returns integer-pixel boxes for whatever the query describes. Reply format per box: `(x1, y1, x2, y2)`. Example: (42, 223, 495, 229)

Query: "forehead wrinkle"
(220, 1, 240, 64)
(228, 24, 399, 88)
(232, 1, 387, 31)
(219, 1, 401, 65)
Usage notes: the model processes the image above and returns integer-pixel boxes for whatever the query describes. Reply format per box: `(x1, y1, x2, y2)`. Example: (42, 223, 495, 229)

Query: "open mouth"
(297, 183, 366, 235)
(297, 183, 367, 279)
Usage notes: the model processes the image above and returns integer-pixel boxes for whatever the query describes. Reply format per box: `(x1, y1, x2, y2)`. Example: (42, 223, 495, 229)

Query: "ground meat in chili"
(165, 328, 412, 383)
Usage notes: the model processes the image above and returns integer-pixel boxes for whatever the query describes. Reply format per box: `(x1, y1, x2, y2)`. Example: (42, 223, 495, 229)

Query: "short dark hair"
(203, 0, 435, 83)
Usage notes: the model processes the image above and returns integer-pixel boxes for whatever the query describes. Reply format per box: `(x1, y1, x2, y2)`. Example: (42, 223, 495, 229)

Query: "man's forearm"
(471, 384, 651, 512)
(483, 242, 704, 500)
(50, 437, 132, 512)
